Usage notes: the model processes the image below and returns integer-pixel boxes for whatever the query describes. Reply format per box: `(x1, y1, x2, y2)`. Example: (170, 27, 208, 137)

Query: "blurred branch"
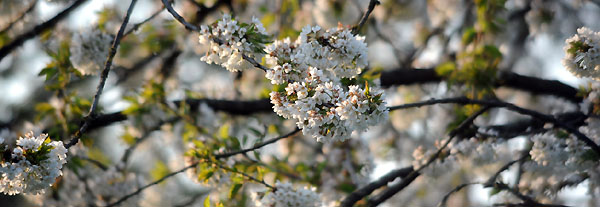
(438, 182, 480, 207)
(0, 0, 38, 34)
(388, 97, 599, 155)
(65, 0, 138, 149)
(0, 0, 87, 62)
(119, 117, 181, 166)
(380, 69, 582, 103)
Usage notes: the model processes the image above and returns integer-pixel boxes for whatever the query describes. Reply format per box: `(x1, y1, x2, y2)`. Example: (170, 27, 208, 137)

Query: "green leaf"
(38, 67, 58, 81)
(462, 27, 477, 45)
(489, 187, 501, 196)
(435, 62, 456, 77)
(151, 161, 170, 182)
(229, 183, 243, 199)
(204, 196, 210, 207)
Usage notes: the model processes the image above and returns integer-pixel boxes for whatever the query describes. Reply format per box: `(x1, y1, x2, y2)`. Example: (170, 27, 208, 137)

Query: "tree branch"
(161, 0, 200, 31)
(340, 167, 413, 206)
(105, 161, 199, 207)
(214, 128, 300, 159)
(352, 0, 380, 34)
(0, 0, 87, 62)
(64, 0, 138, 149)
(380, 69, 582, 103)
(366, 106, 490, 206)
(389, 97, 600, 156)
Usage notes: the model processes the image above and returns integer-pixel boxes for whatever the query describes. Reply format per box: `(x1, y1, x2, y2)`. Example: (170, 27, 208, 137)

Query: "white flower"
(562, 27, 600, 80)
(0, 132, 67, 195)
(198, 14, 268, 72)
(70, 28, 113, 75)
(263, 25, 385, 142)
(255, 181, 322, 207)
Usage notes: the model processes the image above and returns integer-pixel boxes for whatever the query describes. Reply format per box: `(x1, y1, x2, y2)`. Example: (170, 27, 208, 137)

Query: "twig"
(0, 0, 87, 62)
(366, 106, 490, 206)
(0, 0, 38, 34)
(120, 117, 180, 165)
(438, 182, 480, 207)
(352, 0, 380, 34)
(216, 162, 274, 189)
(107, 129, 300, 205)
(161, 0, 200, 31)
(123, 5, 165, 37)
(105, 161, 199, 207)
(215, 128, 300, 159)
(64, 0, 138, 149)
(388, 97, 600, 156)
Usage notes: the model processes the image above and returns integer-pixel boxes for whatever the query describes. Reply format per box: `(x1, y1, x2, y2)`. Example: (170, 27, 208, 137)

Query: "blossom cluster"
(562, 27, 600, 80)
(197, 15, 387, 142)
(70, 28, 113, 75)
(266, 26, 387, 142)
(0, 132, 67, 195)
(199, 14, 269, 72)
(255, 181, 321, 207)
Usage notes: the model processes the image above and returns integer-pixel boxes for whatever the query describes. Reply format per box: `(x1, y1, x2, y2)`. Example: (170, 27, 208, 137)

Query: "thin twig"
(388, 97, 600, 156)
(105, 162, 199, 207)
(352, 0, 380, 34)
(438, 182, 480, 207)
(107, 129, 300, 205)
(216, 162, 274, 189)
(0, 0, 87, 62)
(366, 106, 490, 206)
(123, 5, 165, 37)
(215, 128, 300, 159)
(64, 0, 138, 149)
(120, 117, 180, 165)
(161, 0, 200, 31)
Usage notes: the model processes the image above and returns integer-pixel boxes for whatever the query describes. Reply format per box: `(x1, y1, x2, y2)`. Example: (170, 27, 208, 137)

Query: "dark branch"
(352, 0, 380, 34)
(161, 0, 200, 31)
(340, 167, 413, 206)
(380, 69, 582, 103)
(366, 107, 490, 206)
(65, 0, 138, 149)
(0, 0, 87, 62)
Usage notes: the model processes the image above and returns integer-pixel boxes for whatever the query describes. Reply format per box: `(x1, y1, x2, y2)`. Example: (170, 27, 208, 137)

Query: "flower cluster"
(562, 27, 600, 80)
(197, 15, 387, 142)
(0, 132, 67, 195)
(199, 14, 269, 72)
(524, 130, 599, 184)
(255, 181, 321, 207)
(70, 28, 113, 75)
(267, 26, 386, 142)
